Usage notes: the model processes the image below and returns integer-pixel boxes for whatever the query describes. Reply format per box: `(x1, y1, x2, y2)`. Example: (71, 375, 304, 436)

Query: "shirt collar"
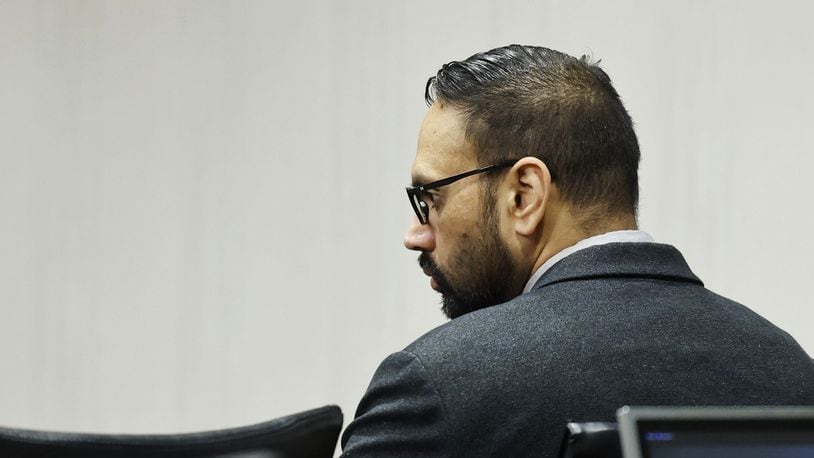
(521, 229, 655, 294)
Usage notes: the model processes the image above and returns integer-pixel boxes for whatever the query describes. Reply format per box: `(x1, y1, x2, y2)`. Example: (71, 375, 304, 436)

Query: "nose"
(404, 216, 435, 252)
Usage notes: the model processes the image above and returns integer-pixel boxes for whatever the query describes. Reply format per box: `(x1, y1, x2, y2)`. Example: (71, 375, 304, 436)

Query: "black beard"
(418, 218, 518, 319)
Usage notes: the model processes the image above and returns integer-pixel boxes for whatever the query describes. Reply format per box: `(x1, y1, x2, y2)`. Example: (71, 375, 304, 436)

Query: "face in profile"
(405, 103, 518, 319)
(418, 215, 516, 319)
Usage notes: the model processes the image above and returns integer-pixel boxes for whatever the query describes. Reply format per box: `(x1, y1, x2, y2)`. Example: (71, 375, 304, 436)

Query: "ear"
(506, 157, 552, 237)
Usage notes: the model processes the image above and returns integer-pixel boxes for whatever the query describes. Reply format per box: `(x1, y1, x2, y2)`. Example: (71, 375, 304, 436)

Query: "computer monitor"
(617, 406, 814, 458)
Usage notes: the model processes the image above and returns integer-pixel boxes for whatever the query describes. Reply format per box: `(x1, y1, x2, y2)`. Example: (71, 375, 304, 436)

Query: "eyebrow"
(410, 170, 436, 187)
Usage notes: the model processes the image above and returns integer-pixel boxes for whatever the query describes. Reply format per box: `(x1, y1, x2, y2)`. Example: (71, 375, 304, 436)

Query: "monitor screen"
(617, 406, 814, 458)
(639, 419, 814, 458)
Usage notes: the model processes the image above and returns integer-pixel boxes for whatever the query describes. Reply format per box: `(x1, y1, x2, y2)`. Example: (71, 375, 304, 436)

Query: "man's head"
(405, 44, 640, 319)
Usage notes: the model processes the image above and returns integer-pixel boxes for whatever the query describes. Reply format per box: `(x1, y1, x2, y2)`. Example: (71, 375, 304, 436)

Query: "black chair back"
(558, 422, 621, 458)
(0, 405, 342, 458)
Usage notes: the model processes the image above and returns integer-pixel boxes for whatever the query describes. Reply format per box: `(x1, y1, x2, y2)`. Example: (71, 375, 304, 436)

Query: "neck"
(528, 211, 637, 277)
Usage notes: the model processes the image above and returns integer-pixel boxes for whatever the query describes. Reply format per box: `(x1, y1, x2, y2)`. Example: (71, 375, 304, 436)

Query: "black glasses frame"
(405, 159, 517, 225)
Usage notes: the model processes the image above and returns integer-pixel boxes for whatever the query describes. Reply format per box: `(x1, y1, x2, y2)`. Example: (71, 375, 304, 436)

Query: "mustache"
(418, 252, 462, 318)
(418, 253, 453, 293)
(418, 253, 440, 277)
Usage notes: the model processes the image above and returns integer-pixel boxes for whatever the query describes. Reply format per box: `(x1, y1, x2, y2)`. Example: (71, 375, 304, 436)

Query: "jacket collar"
(531, 242, 703, 291)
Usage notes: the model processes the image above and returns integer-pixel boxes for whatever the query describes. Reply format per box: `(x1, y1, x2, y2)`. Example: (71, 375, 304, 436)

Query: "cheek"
(435, 189, 480, 234)
(432, 219, 474, 270)
(432, 184, 482, 260)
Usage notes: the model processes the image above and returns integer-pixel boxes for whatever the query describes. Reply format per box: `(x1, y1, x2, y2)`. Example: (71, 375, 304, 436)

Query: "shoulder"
(404, 292, 551, 357)
(342, 293, 564, 456)
(340, 350, 454, 456)
(401, 291, 570, 394)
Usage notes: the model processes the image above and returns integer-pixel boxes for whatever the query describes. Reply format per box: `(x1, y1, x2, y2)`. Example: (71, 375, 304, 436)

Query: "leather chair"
(0, 405, 342, 458)
(558, 422, 621, 458)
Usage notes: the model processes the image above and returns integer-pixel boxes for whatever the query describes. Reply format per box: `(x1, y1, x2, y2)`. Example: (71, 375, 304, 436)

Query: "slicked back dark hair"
(425, 44, 640, 219)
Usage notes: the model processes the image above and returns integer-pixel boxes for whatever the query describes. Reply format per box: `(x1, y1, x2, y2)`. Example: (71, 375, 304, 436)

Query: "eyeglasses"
(405, 159, 517, 225)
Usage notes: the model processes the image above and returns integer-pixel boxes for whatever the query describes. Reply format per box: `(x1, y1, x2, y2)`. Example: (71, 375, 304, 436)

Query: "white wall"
(1, 0, 811, 437)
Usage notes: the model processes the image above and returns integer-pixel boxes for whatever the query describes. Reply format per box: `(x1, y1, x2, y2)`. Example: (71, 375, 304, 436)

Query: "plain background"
(1, 0, 812, 441)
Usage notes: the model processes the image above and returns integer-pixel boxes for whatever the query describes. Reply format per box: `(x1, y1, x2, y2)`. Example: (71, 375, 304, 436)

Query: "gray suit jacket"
(341, 243, 814, 457)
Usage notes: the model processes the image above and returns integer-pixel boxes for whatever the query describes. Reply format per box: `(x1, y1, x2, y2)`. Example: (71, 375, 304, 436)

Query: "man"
(341, 45, 814, 457)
